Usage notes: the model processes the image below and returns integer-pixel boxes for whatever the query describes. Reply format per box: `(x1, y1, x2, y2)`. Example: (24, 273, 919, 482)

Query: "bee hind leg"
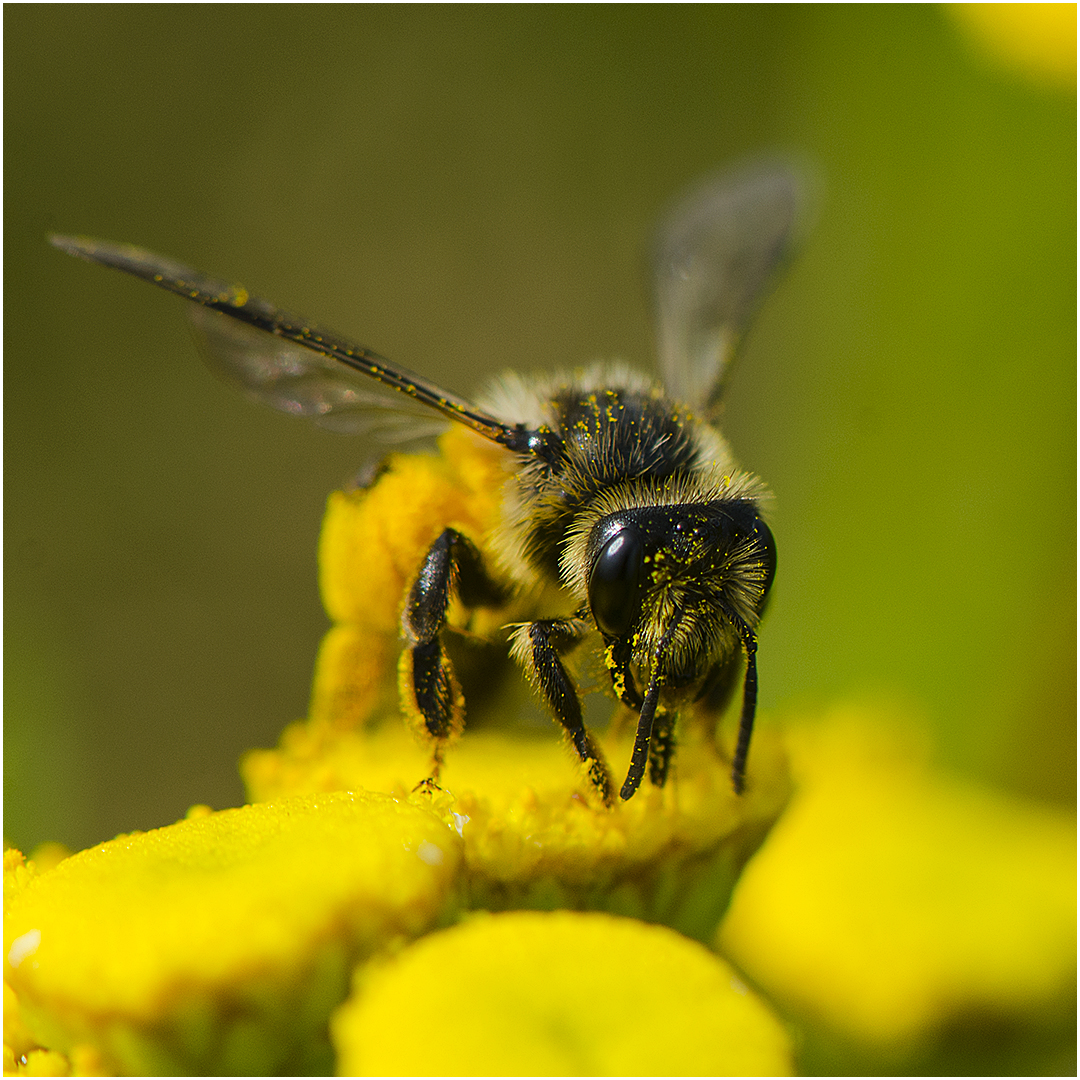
(510, 619, 615, 807)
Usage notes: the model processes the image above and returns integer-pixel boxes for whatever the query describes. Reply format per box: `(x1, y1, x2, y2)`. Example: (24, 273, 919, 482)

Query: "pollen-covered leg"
(511, 618, 615, 806)
(620, 672, 661, 801)
(730, 628, 759, 795)
(400, 528, 491, 786)
(398, 641, 463, 741)
(602, 638, 644, 711)
(620, 611, 684, 801)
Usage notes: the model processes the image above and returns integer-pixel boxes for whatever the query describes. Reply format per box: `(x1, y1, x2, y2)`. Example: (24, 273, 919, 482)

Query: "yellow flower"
(6, 432, 794, 1076)
(334, 909, 794, 1076)
(717, 704, 1076, 1073)
(3, 777, 792, 1076)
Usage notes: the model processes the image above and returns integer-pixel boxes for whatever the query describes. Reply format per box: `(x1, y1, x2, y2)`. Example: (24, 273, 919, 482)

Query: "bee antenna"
(730, 622, 758, 794)
(620, 671, 661, 801)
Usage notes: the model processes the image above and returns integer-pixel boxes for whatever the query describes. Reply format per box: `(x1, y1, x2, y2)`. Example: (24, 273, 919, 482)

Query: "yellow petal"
(306, 624, 397, 731)
(333, 909, 793, 1076)
(4, 792, 461, 1075)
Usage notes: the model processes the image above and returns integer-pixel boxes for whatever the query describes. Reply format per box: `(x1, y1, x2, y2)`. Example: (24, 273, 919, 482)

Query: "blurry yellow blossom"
(4, 792, 461, 1075)
(7, 1048, 70, 1078)
(948, 3, 1076, 90)
(334, 909, 794, 1076)
(718, 703, 1076, 1072)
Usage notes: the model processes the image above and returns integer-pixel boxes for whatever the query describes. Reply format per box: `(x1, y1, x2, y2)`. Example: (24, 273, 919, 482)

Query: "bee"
(50, 161, 797, 805)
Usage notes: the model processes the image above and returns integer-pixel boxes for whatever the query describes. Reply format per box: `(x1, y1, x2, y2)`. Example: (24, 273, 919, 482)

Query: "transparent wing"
(653, 161, 801, 414)
(187, 304, 450, 441)
(48, 236, 519, 447)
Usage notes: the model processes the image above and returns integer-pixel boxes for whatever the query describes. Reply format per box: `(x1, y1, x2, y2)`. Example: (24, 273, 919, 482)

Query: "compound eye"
(588, 526, 645, 639)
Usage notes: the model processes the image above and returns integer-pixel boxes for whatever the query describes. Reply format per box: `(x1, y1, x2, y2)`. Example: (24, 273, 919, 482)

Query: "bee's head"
(585, 500, 776, 690)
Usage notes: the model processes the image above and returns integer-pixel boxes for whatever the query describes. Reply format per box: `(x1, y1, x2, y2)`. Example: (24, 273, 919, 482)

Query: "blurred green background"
(6, 6, 1074, 853)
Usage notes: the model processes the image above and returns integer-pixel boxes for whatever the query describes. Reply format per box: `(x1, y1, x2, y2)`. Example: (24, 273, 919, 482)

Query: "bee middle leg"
(511, 618, 615, 806)
(400, 528, 501, 787)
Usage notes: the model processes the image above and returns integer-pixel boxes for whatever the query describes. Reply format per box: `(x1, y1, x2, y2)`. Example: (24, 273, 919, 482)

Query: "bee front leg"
(602, 637, 644, 711)
(400, 528, 491, 788)
(604, 637, 674, 791)
(511, 619, 615, 807)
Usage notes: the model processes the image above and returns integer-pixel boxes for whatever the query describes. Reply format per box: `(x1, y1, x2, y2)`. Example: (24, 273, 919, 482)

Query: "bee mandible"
(51, 161, 798, 805)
